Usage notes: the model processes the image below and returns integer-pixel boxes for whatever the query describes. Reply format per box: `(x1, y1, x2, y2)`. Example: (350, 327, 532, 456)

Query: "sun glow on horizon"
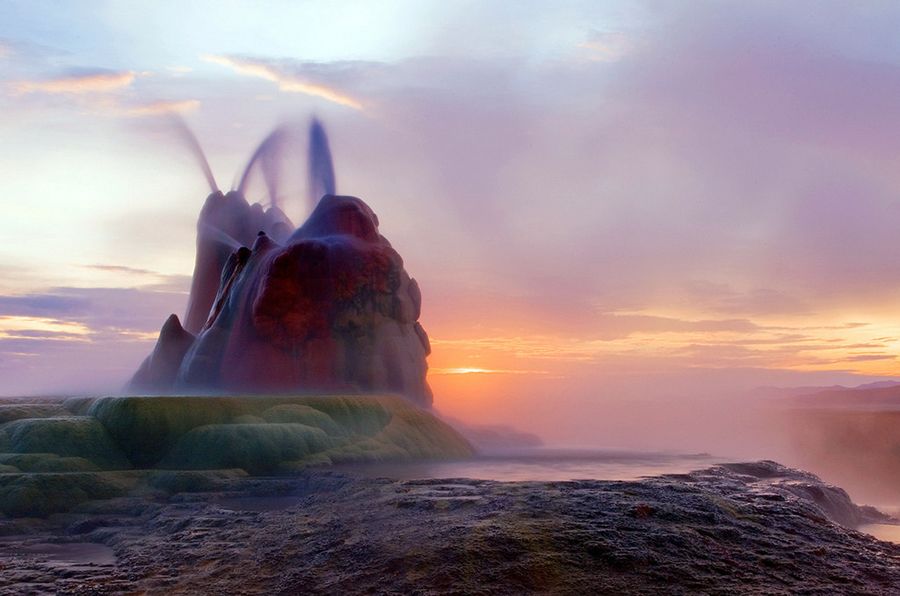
(430, 366, 550, 375)
(425, 305, 900, 392)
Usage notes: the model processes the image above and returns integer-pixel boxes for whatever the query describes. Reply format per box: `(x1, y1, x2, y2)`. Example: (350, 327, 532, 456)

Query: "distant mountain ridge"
(752, 379, 900, 407)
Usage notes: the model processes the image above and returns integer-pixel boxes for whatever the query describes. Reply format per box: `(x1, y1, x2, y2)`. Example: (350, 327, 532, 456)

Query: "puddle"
(214, 495, 303, 512)
(337, 449, 720, 482)
(0, 541, 115, 565)
(860, 523, 900, 544)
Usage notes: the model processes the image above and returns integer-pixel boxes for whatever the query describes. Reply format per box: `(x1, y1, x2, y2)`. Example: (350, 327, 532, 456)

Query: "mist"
(6, 4, 900, 591)
(1, 2, 899, 509)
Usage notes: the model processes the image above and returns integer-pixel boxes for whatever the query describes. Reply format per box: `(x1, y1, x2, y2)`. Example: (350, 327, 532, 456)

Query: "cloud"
(79, 264, 191, 291)
(71, 95, 202, 119)
(0, 315, 92, 340)
(468, 1, 900, 317)
(844, 354, 896, 362)
(202, 54, 364, 110)
(681, 281, 812, 316)
(0, 287, 185, 334)
(0, 286, 187, 395)
(427, 297, 900, 382)
(0, 294, 89, 317)
(83, 264, 165, 276)
(579, 30, 634, 62)
(10, 70, 135, 95)
(121, 98, 200, 117)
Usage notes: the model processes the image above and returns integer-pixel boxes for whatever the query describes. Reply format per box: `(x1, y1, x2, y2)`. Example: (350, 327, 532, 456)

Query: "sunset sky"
(3, 1, 900, 443)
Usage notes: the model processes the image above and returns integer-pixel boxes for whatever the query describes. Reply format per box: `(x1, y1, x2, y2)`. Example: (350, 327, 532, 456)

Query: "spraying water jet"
(169, 115, 218, 193)
(236, 125, 289, 206)
(308, 117, 336, 207)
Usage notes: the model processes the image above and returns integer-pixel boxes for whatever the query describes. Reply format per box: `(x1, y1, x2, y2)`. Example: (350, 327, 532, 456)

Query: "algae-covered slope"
(1, 395, 473, 472)
(0, 395, 473, 516)
(86, 395, 471, 470)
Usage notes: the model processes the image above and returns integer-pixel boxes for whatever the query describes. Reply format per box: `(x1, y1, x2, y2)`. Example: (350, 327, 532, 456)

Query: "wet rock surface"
(0, 461, 897, 595)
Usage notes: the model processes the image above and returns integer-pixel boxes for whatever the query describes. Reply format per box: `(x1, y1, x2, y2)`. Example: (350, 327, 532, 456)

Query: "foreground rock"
(0, 461, 896, 594)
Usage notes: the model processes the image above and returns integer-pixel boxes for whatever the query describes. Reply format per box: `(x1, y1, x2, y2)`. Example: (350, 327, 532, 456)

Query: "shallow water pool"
(338, 448, 721, 482)
(860, 522, 900, 544)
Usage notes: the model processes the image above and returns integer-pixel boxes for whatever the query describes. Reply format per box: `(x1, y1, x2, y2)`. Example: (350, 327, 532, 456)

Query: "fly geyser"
(0, 120, 470, 519)
(129, 119, 433, 407)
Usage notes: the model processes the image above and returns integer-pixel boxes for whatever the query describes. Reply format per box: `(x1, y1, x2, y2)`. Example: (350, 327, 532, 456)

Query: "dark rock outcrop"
(128, 315, 195, 394)
(1, 461, 897, 594)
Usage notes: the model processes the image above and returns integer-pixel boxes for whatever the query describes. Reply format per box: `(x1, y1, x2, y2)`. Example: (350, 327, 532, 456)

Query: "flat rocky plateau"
(0, 461, 897, 595)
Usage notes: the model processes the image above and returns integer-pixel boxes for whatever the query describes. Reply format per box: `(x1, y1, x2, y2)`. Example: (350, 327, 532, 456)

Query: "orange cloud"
(41, 93, 201, 119)
(123, 99, 200, 117)
(423, 305, 900, 384)
(11, 71, 135, 95)
(0, 316, 91, 341)
(202, 54, 363, 110)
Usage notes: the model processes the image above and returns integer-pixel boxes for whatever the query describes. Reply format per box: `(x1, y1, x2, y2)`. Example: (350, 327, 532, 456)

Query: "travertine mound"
(129, 194, 433, 406)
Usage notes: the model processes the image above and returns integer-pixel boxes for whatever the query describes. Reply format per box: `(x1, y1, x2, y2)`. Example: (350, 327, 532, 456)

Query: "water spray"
(169, 115, 218, 193)
(236, 125, 288, 207)
(308, 117, 336, 207)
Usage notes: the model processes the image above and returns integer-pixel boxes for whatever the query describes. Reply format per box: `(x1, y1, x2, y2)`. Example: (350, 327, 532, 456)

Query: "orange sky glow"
(4, 2, 900, 453)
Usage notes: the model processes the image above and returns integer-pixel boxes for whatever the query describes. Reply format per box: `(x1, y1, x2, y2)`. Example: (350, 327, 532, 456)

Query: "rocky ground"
(0, 461, 897, 595)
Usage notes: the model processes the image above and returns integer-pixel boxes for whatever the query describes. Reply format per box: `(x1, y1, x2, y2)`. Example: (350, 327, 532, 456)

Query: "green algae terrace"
(0, 395, 473, 517)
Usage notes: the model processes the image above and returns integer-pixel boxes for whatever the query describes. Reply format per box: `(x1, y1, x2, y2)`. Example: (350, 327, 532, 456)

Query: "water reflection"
(338, 448, 721, 482)
(860, 522, 900, 544)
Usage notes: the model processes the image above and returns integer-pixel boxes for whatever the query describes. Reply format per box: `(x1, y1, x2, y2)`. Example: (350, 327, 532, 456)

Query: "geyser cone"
(176, 195, 432, 405)
(141, 195, 432, 405)
(184, 190, 294, 334)
(138, 119, 431, 405)
(127, 314, 195, 393)
(184, 190, 247, 333)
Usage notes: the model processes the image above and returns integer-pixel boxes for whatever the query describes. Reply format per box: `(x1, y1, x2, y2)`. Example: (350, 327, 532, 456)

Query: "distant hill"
(752, 379, 900, 408)
(769, 379, 900, 501)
